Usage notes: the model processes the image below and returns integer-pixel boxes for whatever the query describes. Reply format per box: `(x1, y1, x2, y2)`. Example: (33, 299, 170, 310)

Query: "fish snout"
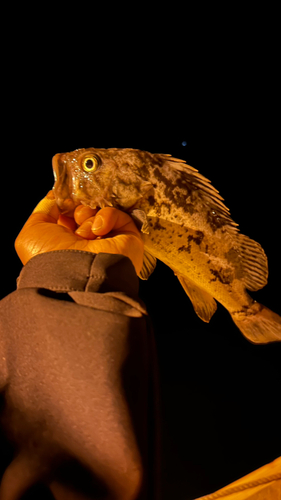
(52, 153, 77, 215)
(52, 153, 65, 182)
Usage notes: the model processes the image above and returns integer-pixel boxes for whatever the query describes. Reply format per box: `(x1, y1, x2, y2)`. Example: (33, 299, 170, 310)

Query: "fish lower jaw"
(99, 199, 113, 209)
(56, 197, 78, 215)
(83, 198, 113, 209)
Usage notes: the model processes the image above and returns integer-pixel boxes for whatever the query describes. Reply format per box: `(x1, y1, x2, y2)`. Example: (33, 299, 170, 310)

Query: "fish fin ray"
(239, 233, 268, 291)
(176, 274, 217, 322)
(130, 209, 150, 234)
(231, 303, 281, 344)
(159, 155, 238, 228)
(138, 250, 157, 280)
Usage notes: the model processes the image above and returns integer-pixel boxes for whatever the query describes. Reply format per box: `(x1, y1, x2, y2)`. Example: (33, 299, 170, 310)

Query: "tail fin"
(231, 303, 281, 344)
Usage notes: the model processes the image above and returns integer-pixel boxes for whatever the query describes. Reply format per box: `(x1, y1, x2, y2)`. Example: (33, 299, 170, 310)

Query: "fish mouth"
(52, 154, 113, 215)
(52, 153, 78, 215)
(52, 153, 65, 183)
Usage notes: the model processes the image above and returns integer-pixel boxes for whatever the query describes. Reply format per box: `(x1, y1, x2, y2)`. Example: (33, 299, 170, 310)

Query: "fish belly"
(142, 217, 252, 313)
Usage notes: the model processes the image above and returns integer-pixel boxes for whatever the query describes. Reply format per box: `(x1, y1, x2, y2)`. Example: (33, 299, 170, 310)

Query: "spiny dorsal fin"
(158, 154, 239, 231)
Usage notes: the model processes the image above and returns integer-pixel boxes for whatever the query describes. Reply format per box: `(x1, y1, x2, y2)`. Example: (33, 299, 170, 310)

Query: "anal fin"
(176, 274, 217, 323)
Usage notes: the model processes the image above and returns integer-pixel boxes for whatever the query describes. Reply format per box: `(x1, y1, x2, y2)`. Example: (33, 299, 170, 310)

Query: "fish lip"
(52, 153, 64, 180)
(52, 153, 77, 214)
(59, 198, 77, 216)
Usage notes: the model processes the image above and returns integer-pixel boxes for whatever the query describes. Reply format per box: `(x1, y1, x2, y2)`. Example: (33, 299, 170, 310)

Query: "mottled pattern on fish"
(52, 147, 281, 344)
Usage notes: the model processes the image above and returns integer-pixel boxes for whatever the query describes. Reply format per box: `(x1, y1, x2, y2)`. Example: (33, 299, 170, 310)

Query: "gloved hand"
(15, 190, 144, 275)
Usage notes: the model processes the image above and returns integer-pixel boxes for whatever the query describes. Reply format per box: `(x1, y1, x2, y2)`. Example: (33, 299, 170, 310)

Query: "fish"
(52, 147, 281, 345)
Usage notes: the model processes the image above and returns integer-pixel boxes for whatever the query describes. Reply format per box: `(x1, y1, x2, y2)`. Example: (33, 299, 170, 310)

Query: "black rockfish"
(52, 147, 281, 344)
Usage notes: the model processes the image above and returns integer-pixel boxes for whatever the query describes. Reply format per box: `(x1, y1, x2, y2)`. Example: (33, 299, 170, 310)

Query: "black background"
(1, 10, 280, 499)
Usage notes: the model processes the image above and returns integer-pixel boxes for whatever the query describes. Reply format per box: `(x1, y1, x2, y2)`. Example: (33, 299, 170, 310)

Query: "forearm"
(16, 250, 147, 313)
(0, 251, 160, 499)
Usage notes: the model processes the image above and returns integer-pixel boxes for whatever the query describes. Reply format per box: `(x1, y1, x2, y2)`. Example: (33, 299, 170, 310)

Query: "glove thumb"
(32, 190, 60, 220)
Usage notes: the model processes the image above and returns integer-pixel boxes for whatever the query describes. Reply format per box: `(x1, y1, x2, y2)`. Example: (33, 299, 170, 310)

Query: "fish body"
(52, 147, 281, 344)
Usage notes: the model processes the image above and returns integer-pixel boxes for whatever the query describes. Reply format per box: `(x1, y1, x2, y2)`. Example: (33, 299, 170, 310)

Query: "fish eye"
(82, 155, 100, 173)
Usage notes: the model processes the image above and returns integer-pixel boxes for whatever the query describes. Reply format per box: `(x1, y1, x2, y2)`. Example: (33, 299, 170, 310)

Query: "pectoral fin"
(176, 274, 217, 323)
(130, 209, 150, 234)
(138, 250, 157, 280)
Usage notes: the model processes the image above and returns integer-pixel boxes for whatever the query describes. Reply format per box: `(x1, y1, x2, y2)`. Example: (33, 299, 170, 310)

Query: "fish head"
(52, 147, 153, 214)
(52, 148, 117, 214)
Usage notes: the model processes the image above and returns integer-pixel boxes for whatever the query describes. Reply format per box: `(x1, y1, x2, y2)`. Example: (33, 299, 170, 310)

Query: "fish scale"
(143, 217, 248, 312)
(52, 147, 281, 344)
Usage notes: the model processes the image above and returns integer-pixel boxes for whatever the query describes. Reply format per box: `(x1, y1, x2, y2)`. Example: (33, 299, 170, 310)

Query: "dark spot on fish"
(178, 245, 190, 253)
(195, 231, 204, 245)
(186, 231, 204, 246)
(210, 270, 218, 282)
(178, 234, 183, 237)
(205, 244, 209, 254)
(154, 167, 192, 211)
(185, 203, 195, 215)
(148, 195, 155, 206)
(154, 167, 166, 184)
(140, 163, 150, 177)
(206, 210, 228, 232)
(207, 259, 211, 264)
(164, 185, 171, 199)
(153, 219, 166, 231)
(210, 267, 233, 284)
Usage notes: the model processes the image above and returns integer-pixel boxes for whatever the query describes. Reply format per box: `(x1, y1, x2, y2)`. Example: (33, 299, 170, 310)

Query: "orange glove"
(194, 456, 281, 500)
(15, 190, 144, 275)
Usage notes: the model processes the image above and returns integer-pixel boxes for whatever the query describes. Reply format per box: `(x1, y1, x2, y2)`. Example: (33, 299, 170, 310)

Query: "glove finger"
(57, 215, 78, 231)
(91, 207, 140, 237)
(75, 216, 98, 240)
(74, 205, 99, 226)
